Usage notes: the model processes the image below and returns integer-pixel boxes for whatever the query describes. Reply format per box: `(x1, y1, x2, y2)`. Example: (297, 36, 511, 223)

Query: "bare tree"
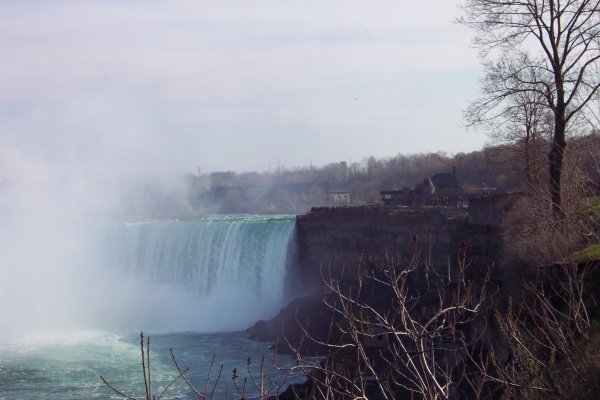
(281, 241, 599, 400)
(283, 245, 494, 400)
(470, 263, 600, 400)
(466, 55, 552, 187)
(100, 332, 200, 400)
(100, 332, 288, 400)
(460, 0, 600, 216)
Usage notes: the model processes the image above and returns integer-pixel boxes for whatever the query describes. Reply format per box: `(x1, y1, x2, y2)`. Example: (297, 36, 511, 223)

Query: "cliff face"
(293, 206, 501, 289)
(249, 205, 507, 356)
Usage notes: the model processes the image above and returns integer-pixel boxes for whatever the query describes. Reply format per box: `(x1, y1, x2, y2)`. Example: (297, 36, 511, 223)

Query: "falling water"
(0, 215, 299, 399)
(114, 217, 293, 303)
(97, 215, 297, 333)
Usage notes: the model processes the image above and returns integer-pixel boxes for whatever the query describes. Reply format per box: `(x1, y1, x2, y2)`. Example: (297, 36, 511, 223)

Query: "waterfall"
(101, 216, 296, 333)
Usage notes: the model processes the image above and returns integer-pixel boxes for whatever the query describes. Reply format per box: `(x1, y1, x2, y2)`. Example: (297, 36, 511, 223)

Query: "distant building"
(415, 177, 436, 195)
(210, 171, 236, 190)
(328, 190, 351, 206)
(381, 169, 465, 207)
(381, 189, 412, 206)
(430, 171, 459, 190)
(327, 181, 351, 206)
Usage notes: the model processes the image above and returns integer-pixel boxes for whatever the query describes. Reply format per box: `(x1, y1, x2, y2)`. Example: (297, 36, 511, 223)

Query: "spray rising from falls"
(0, 215, 297, 399)
(101, 216, 296, 333)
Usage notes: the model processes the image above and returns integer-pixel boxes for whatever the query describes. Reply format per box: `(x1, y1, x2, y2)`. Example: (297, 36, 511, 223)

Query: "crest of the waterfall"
(98, 216, 296, 333)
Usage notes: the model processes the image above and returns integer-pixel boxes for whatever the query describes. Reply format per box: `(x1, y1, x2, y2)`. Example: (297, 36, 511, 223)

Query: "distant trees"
(460, 0, 600, 216)
(186, 149, 533, 215)
(466, 56, 552, 186)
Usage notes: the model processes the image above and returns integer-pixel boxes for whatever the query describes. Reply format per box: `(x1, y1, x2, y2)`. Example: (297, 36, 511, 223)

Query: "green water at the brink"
(0, 216, 300, 399)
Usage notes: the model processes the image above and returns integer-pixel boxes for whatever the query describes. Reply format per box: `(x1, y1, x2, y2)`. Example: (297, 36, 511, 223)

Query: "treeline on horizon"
(182, 133, 600, 215)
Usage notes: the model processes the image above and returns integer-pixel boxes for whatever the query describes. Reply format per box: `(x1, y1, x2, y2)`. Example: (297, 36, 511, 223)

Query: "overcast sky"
(0, 0, 485, 175)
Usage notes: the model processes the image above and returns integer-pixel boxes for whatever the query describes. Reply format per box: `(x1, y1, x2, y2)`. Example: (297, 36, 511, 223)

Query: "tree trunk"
(548, 115, 566, 218)
(549, 62, 567, 218)
(525, 121, 532, 186)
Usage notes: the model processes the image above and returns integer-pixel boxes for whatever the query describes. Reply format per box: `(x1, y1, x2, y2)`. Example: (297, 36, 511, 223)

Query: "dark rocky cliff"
(249, 206, 507, 352)
(249, 202, 600, 400)
(293, 206, 502, 289)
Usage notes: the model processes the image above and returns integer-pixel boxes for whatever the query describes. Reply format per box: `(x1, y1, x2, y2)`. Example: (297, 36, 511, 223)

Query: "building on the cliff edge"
(381, 169, 466, 208)
(327, 181, 351, 206)
(328, 190, 351, 206)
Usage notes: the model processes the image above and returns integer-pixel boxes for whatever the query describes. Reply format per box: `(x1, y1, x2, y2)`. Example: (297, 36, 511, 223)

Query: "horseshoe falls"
(101, 216, 297, 333)
(0, 216, 298, 399)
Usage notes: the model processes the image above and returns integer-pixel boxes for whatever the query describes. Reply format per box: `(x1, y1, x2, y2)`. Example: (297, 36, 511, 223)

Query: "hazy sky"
(0, 0, 485, 175)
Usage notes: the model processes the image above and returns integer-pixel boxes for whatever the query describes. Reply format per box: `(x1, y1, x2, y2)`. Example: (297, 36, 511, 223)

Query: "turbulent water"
(0, 331, 300, 399)
(0, 216, 299, 399)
